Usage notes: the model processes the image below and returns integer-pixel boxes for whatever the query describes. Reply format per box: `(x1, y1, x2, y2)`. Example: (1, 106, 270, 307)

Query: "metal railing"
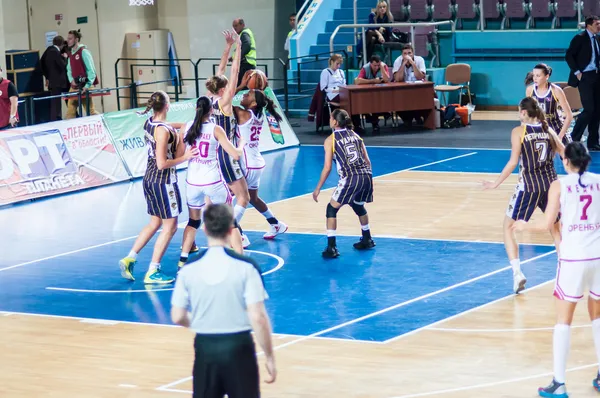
(330, 21, 455, 65)
(294, 0, 312, 35)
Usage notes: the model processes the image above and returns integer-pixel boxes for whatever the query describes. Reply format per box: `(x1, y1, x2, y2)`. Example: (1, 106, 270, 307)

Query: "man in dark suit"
(565, 15, 600, 151)
(40, 35, 69, 121)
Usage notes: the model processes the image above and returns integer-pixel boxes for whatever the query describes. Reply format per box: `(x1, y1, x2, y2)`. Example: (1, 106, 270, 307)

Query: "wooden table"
(339, 82, 436, 130)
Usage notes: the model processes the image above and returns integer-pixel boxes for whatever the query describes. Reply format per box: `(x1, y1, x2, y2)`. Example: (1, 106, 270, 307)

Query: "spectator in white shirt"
(320, 54, 346, 101)
(393, 44, 428, 126)
(393, 44, 426, 83)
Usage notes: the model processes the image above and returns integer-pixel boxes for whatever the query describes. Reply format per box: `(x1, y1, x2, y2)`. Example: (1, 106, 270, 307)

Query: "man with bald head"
(231, 18, 257, 88)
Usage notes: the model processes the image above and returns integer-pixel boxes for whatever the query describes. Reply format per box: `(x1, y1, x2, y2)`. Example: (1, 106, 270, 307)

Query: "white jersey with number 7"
(559, 172, 600, 261)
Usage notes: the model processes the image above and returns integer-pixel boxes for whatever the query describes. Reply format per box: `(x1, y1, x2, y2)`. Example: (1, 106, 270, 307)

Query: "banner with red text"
(1, 116, 130, 206)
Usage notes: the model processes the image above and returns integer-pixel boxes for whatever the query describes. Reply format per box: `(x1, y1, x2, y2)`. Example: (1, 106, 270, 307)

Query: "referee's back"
(170, 203, 276, 398)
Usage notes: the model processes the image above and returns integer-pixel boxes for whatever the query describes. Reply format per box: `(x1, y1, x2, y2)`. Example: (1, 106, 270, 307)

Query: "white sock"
(261, 209, 275, 219)
(361, 224, 370, 231)
(148, 262, 160, 272)
(592, 318, 600, 374)
(510, 258, 521, 274)
(128, 250, 138, 260)
(553, 324, 571, 384)
(234, 205, 246, 223)
(180, 252, 189, 259)
(327, 230, 336, 237)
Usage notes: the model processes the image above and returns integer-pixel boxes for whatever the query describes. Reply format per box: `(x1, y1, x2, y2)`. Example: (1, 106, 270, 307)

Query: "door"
(28, 0, 103, 112)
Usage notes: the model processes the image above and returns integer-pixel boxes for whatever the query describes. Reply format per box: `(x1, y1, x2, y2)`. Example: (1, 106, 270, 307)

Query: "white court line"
(388, 363, 599, 398)
(45, 250, 285, 293)
(383, 277, 556, 344)
(0, 153, 476, 273)
(301, 144, 510, 151)
(155, 248, 556, 393)
(428, 324, 591, 333)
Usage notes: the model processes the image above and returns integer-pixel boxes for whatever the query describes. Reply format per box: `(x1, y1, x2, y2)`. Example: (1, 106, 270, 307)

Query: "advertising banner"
(0, 129, 120, 206)
(104, 88, 299, 178)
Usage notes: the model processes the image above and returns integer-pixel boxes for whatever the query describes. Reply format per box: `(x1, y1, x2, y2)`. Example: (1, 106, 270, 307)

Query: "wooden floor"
(5, 168, 596, 398)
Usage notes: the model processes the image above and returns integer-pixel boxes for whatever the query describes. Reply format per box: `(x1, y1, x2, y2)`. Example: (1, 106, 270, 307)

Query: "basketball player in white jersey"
(233, 89, 288, 239)
(513, 142, 600, 397)
(178, 96, 245, 268)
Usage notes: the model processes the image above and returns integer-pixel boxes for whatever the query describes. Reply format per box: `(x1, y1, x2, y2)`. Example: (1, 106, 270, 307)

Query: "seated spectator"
(320, 53, 346, 102)
(355, 55, 390, 133)
(392, 43, 426, 83)
(366, 0, 394, 60)
(393, 44, 428, 126)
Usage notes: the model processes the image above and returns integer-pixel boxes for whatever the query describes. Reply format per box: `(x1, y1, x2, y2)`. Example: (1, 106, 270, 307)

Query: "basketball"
(247, 69, 268, 90)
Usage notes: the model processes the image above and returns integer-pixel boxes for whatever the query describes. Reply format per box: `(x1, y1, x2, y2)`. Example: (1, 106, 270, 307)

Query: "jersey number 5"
(535, 141, 548, 162)
(580, 194, 593, 221)
(344, 143, 359, 164)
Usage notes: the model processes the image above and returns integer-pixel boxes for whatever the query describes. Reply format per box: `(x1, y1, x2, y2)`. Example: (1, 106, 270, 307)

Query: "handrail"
(354, 0, 358, 45)
(294, 0, 312, 35)
(329, 21, 455, 64)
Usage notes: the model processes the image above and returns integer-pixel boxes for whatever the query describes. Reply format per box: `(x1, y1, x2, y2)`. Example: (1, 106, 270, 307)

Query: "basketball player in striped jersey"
(482, 97, 565, 293)
(234, 89, 288, 239)
(119, 91, 199, 284)
(205, 29, 251, 248)
(178, 96, 246, 269)
(525, 63, 573, 145)
(513, 142, 600, 397)
(312, 109, 374, 258)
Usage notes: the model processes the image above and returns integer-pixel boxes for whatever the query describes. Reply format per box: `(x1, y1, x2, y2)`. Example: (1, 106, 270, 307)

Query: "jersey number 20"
(196, 141, 209, 158)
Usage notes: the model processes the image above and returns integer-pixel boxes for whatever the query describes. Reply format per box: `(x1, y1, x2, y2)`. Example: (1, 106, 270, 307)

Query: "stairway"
(279, 0, 376, 117)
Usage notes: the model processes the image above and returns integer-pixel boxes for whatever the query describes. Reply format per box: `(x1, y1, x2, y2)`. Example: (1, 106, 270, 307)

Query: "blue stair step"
(325, 19, 354, 32)
(340, 0, 376, 7)
(317, 32, 355, 45)
(309, 44, 350, 56)
(333, 7, 374, 20)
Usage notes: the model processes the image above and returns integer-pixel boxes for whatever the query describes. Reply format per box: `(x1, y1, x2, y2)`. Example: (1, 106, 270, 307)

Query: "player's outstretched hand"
(223, 30, 234, 45)
(481, 180, 496, 190)
(511, 220, 528, 232)
(312, 189, 320, 202)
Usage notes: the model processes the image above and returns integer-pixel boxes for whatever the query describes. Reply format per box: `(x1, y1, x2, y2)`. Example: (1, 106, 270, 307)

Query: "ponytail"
(331, 109, 354, 130)
(564, 142, 592, 188)
(524, 71, 534, 86)
(185, 96, 212, 146)
(253, 90, 282, 122)
(137, 90, 168, 116)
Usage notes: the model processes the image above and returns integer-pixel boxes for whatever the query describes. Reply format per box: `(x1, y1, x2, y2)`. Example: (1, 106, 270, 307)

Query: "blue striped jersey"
(532, 84, 562, 133)
(332, 128, 371, 178)
(211, 97, 236, 144)
(143, 117, 178, 184)
(518, 123, 557, 192)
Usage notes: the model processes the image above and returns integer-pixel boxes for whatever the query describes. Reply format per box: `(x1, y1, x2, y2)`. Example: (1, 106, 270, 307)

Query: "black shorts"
(193, 331, 259, 398)
(506, 187, 549, 221)
(331, 173, 374, 206)
(143, 180, 182, 219)
(217, 146, 244, 184)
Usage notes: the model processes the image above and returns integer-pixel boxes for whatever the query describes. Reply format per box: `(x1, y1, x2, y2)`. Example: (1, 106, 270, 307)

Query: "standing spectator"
(171, 203, 276, 398)
(284, 13, 296, 54)
(65, 29, 100, 119)
(232, 18, 257, 89)
(41, 35, 69, 121)
(365, 0, 394, 60)
(565, 15, 600, 151)
(0, 66, 19, 130)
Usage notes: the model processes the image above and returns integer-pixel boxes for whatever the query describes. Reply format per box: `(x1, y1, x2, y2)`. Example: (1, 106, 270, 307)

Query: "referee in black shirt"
(171, 203, 276, 398)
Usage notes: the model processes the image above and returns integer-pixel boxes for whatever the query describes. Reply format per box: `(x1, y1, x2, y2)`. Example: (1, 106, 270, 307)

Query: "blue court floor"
(1, 145, 600, 342)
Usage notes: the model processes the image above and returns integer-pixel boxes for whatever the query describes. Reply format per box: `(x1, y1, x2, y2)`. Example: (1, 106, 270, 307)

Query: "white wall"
(0, 0, 5, 68)
(186, 0, 277, 88)
(2, 0, 28, 51)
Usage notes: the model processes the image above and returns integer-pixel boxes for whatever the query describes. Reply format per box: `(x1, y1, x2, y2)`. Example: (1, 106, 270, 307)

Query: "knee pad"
(187, 218, 201, 229)
(351, 201, 367, 217)
(326, 203, 340, 218)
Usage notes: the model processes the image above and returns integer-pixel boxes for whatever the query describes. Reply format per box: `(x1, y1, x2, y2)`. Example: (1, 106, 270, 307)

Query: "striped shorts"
(143, 180, 182, 219)
(505, 186, 549, 222)
(218, 146, 244, 184)
(332, 173, 374, 205)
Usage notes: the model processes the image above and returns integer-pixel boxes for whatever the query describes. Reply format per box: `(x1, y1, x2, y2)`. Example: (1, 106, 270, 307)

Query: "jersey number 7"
(580, 194, 593, 221)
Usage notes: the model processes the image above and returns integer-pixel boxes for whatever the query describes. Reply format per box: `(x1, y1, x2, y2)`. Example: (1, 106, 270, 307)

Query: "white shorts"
(185, 181, 232, 209)
(554, 259, 600, 302)
(243, 167, 264, 190)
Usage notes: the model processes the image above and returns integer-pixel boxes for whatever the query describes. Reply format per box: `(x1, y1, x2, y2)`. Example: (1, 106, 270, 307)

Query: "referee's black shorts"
(193, 331, 259, 398)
